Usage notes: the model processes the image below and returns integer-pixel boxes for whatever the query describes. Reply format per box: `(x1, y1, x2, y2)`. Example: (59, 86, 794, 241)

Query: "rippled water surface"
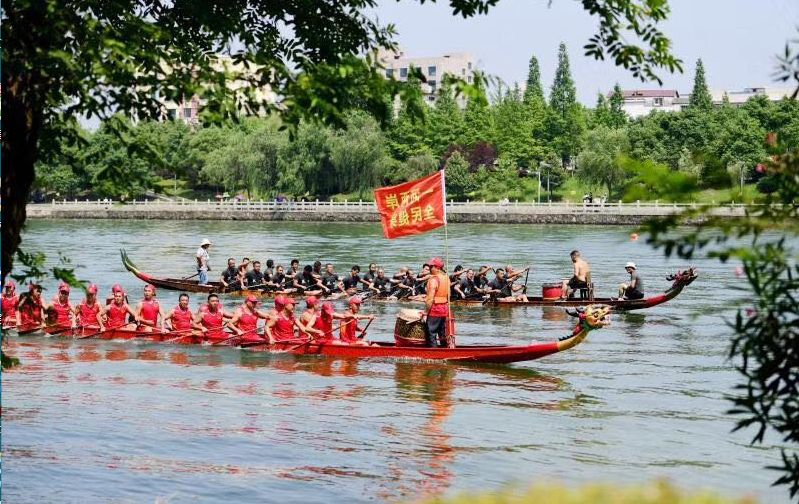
(2, 219, 784, 503)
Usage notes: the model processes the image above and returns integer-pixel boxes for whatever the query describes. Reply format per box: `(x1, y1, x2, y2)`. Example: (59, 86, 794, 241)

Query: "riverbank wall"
(26, 200, 747, 225)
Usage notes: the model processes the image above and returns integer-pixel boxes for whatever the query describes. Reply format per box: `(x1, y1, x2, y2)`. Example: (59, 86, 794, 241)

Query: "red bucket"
(542, 282, 563, 300)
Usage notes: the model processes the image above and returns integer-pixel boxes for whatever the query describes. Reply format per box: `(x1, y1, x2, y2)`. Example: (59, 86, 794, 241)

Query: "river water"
(2, 219, 784, 503)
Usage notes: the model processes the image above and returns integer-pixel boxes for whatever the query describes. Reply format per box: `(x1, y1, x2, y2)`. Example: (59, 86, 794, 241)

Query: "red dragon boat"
(121, 249, 696, 312)
(9, 306, 611, 365)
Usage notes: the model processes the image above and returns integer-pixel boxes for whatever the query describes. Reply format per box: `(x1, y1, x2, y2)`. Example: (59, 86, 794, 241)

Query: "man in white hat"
(618, 262, 644, 300)
(196, 238, 212, 285)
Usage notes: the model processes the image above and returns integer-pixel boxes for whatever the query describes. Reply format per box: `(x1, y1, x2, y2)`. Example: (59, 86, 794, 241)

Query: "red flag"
(374, 171, 446, 239)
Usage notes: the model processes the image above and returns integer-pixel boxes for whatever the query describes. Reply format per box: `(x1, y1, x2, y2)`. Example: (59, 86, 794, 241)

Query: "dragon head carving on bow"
(667, 267, 698, 289)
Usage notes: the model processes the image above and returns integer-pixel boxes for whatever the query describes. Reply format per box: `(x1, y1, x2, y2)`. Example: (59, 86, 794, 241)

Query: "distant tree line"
(35, 48, 799, 203)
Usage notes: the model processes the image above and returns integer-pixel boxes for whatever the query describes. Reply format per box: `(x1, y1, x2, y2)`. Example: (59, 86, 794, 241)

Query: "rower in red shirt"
(49, 282, 75, 329)
(339, 296, 374, 345)
(100, 284, 137, 330)
(135, 284, 166, 332)
(265, 295, 309, 344)
(165, 293, 197, 330)
(195, 293, 230, 343)
(17, 283, 47, 331)
(298, 296, 327, 340)
(74, 284, 103, 331)
(228, 294, 270, 344)
(2, 281, 19, 329)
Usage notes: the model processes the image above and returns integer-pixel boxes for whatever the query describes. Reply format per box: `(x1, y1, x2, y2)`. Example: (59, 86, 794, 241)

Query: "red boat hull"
(244, 340, 565, 364)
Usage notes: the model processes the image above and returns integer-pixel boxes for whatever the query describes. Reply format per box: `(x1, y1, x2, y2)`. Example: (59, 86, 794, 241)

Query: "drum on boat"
(542, 282, 563, 301)
(394, 309, 427, 347)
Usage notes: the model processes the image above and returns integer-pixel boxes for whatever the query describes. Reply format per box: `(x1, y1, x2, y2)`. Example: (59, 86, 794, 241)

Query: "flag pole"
(441, 169, 449, 271)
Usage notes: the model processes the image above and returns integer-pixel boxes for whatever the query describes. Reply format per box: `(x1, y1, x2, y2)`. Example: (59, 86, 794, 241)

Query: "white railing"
(32, 198, 754, 216)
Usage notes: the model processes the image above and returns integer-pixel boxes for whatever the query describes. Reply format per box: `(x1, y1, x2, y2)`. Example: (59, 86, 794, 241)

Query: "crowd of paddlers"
(1, 280, 381, 347)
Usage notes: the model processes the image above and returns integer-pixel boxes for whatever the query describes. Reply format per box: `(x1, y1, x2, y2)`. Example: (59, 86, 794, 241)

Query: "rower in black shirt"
(486, 268, 528, 302)
(220, 258, 240, 291)
(244, 261, 266, 289)
(454, 268, 484, 300)
(321, 263, 343, 293)
(369, 268, 392, 297)
(414, 264, 431, 296)
(294, 265, 324, 295)
(475, 265, 492, 290)
(269, 265, 287, 292)
(362, 263, 378, 287)
(342, 265, 363, 293)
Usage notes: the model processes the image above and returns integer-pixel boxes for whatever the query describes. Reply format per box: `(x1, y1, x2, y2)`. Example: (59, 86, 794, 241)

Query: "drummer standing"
(424, 257, 453, 348)
(196, 238, 212, 286)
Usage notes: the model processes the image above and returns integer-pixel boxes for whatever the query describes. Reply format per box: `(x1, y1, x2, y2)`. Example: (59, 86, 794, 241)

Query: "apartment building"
(615, 86, 794, 118)
(161, 56, 277, 124)
(379, 49, 477, 106)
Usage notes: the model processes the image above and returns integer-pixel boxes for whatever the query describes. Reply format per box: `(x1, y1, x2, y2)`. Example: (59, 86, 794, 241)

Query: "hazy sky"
(374, 0, 799, 104)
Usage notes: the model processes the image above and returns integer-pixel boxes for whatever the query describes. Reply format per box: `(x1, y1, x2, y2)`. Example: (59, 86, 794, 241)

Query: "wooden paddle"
(160, 328, 199, 343)
(211, 326, 263, 346)
(356, 318, 374, 340)
(182, 272, 200, 281)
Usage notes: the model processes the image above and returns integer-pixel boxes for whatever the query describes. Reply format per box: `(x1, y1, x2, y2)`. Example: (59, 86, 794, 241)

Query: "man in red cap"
(228, 294, 271, 343)
(339, 296, 375, 345)
(265, 295, 310, 344)
(135, 284, 166, 332)
(424, 257, 453, 348)
(2, 281, 19, 328)
(17, 283, 47, 330)
(49, 282, 75, 329)
(73, 284, 103, 330)
(100, 285, 137, 330)
(298, 296, 330, 340)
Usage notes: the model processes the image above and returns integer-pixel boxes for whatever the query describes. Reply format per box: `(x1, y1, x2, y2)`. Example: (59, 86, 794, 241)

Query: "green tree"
(444, 152, 477, 199)
(328, 112, 389, 198)
(689, 59, 713, 110)
(523, 54, 546, 107)
(592, 93, 612, 128)
(576, 126, 630, 197)
(608, 83, 628, 127)
(428, 84, 465, 156)
(548, 43, 585, 165)
(462, 71, 495, 146)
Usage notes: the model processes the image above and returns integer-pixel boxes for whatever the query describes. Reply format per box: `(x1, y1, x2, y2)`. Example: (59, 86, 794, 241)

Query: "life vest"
(78, 301, 101, 327)
(106, 302, 129, 329)
(140, 299, 160, 326)
(50, 299, 73, 327)
(2, 294, 19, 325)
(428, 273, 451, 305)
(273, 312, 295, 342)
(171, 306, 194, 331)
(200, 305, 226, 340)
(340, 317, 359, 344)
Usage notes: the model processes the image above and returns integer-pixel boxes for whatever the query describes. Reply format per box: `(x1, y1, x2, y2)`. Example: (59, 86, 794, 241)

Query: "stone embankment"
(27, 200, 748, 225)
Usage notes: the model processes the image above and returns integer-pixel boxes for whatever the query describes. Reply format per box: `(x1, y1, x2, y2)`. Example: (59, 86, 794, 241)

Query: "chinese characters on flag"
(374, 171, 447, 239)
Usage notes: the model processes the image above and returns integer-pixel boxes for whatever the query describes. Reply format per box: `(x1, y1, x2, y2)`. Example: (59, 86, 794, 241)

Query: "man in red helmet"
(424, 257, 453, 348)
(73, 284, 103, 330)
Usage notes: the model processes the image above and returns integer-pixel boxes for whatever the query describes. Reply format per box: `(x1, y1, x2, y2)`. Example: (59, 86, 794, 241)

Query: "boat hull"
(244, 340, 564, 364)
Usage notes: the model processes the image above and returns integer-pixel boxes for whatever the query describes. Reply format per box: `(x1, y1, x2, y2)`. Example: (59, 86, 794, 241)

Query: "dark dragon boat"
(121, 249, 697, 312)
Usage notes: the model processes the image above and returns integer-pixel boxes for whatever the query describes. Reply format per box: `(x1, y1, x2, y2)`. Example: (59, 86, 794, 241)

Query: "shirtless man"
(561, 250, 591, 300)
